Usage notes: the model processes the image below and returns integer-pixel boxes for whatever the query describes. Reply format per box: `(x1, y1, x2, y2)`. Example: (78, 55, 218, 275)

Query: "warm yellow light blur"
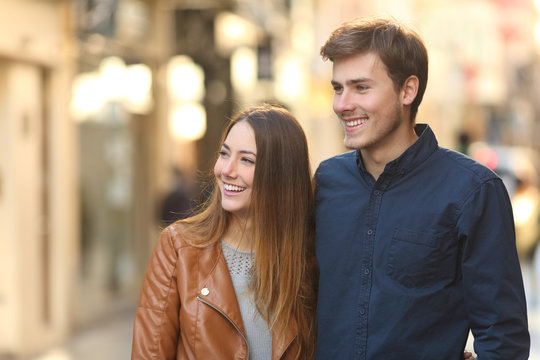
(274, 55, 304, 100)
(535, 0, 540, 46)
(291, 23, 314, 55)
(71, 57, 153, 120)
(123, 64, 153, 114)
(170, 103, 207, 141)
(231, 47, 257, 93)
(167, 55, 205, 102)
(99, 56, 126, 101)
(535, 22, 540, 46)
(220, 14, 244, 40)
(513, 197, 535, 226)
(215, 12, 260, 54)
(70, 72, 105, 121)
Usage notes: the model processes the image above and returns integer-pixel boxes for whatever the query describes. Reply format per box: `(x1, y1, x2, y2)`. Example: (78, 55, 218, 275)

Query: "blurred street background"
(1, 0, 540, 358)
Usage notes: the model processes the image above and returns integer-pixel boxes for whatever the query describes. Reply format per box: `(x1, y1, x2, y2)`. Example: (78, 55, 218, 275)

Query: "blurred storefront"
(1, 0, 540, 358)
(0, 0, 76, 357)
(71, 0, 162, 328)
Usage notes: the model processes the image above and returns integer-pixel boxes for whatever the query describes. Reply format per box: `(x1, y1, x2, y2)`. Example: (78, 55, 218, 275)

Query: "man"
(314, 17, 530, 359)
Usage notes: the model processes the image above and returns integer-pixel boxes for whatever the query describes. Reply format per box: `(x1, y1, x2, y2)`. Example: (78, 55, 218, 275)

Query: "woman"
(131, 104, 317, 359)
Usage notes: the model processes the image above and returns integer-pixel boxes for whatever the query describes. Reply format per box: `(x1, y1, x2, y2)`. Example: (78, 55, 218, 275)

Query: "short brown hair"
(321, 17, 428, 122)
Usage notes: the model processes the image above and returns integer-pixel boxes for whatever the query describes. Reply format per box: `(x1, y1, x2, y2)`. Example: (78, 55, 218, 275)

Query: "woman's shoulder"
(163, 221, 219, 251)
(158, 222, 190, 251)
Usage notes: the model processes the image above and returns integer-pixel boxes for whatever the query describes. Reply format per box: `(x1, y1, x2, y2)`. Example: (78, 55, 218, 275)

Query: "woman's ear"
(401, 75, 419, 106)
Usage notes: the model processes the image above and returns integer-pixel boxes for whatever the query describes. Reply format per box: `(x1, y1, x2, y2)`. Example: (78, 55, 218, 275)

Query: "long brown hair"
(180, 104, 316, 358)
(320, 17, 428, 123)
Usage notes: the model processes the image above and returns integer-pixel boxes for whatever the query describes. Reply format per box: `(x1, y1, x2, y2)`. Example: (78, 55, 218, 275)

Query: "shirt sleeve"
(459, 178, 530, 359)
(131, 227, 180, 360)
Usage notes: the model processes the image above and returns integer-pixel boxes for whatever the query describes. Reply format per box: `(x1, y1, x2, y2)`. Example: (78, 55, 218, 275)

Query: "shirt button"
(201, 288, 210, 296)
(359, 309, 366, 315)
(367, 229, 373, 235)
(364, 269, 370, 275)
(374, 190, 381, 196)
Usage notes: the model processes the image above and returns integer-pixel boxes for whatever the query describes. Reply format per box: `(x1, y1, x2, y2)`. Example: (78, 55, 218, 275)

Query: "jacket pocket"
(385, 228, 442, 289)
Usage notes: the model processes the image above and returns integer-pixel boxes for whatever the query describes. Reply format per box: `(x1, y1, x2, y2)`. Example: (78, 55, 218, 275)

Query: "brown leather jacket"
(131, 224, 302, 359)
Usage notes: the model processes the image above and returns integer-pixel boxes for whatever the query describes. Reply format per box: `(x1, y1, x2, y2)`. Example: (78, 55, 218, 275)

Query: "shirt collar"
(356, 123, 438, 178)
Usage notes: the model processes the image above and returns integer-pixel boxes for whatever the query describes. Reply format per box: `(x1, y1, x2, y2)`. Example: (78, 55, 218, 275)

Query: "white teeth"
(224, 184, 246, 192)
(345, 118, 366, 126)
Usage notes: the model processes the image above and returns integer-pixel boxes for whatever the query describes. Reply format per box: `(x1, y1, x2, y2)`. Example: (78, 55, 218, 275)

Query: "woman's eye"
(242, 157, 255, 164)
(218, 150, 229, 157)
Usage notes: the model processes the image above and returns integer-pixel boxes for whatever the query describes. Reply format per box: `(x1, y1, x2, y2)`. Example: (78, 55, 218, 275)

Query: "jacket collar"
(272, 318, 298, 360)
(197, 242, 246, 335)
(198, 242, 298, 359)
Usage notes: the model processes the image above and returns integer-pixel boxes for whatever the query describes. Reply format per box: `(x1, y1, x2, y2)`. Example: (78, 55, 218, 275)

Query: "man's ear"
(401, 75, 419, 106)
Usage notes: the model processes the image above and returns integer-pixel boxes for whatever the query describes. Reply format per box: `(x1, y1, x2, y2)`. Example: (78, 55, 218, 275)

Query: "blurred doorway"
(0, 59, 67, 355)
(76, 103, 137, 324)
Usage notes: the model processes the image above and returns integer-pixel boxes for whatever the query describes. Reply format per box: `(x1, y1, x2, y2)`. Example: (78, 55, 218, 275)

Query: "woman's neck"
(222, 219, 253, 252)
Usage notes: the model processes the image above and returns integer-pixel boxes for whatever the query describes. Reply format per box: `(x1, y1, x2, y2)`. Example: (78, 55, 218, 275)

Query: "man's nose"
(334, 91, 355, 113)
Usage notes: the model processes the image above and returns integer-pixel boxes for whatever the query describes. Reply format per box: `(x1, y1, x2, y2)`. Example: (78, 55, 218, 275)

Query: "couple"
(131, 17, 530, 359)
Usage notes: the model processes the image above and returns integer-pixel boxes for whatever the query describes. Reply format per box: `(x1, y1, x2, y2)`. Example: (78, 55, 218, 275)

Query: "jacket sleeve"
(132, 227, 180, 360)
(459, 178, 530, 359)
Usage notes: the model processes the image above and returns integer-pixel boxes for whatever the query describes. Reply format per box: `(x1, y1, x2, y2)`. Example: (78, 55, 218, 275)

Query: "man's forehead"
(331, 52, 386, 82)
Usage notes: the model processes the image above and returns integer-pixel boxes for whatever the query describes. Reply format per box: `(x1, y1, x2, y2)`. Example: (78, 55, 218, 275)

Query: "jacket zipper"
(196, 296, 251, 360)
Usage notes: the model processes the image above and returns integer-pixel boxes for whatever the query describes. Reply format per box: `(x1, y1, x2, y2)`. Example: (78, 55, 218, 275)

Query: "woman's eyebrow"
(240, 150, 256, 157)
(222, 143, 256, 157)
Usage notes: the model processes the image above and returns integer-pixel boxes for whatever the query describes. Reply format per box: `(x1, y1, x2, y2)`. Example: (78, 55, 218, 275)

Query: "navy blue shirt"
(314, 124, 529, 359)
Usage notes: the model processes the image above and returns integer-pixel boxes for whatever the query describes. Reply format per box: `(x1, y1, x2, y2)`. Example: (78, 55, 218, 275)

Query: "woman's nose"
(221, 159, 237, 178)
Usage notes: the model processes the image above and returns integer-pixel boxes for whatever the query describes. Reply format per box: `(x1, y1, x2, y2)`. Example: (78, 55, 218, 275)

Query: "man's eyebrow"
(221, 143, 256, 156)
(331, 78, 371, 86)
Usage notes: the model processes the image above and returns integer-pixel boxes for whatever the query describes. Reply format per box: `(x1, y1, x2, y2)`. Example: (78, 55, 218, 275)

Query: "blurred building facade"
(0, 0, 77, 357)
(0, 0, 539, 358)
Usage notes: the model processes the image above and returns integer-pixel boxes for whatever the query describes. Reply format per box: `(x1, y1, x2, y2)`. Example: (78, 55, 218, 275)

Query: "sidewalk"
(27, 306, 135, 360)
(23, 300, 540, 359)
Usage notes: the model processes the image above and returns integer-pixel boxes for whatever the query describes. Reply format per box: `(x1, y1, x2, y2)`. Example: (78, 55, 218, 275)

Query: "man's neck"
(361, 126, 418, 180)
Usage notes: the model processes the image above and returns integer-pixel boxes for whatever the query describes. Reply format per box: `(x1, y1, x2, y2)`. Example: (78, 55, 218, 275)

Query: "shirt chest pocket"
(385, 228, 456, 289)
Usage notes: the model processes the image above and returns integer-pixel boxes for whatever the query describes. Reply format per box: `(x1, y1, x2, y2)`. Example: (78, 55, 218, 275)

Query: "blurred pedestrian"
(131, 104, 317, 359)
(159, 167, 193, 226)
(313, 17, 530, 359)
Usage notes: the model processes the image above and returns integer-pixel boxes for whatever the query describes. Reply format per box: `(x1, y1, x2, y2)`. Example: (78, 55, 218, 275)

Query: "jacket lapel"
(272, 315, 298, 359)
(197, 241, 299, 359)
(197, 242, 246, 337)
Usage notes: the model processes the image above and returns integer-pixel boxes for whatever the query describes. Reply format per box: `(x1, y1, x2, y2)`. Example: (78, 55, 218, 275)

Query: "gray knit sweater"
(221, 240, 272, 360)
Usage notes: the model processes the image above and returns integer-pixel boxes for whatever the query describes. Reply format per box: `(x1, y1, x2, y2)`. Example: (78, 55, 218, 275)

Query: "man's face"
(331, 51, 408, 151)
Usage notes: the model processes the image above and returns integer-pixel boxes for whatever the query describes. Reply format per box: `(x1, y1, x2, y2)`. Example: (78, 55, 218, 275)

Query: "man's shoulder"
(317, 150, 357, 170)
(436, 146, 499, 182)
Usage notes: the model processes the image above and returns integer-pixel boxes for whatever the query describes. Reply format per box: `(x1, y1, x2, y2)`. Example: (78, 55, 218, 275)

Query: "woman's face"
(214, 121, 257, 219)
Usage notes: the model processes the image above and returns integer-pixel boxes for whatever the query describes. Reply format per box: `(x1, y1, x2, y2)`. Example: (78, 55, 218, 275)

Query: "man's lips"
(343, 116, 368, 129)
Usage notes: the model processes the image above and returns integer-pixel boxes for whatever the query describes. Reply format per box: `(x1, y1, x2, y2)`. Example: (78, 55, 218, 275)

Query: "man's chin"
(344, 137, 363, 150)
